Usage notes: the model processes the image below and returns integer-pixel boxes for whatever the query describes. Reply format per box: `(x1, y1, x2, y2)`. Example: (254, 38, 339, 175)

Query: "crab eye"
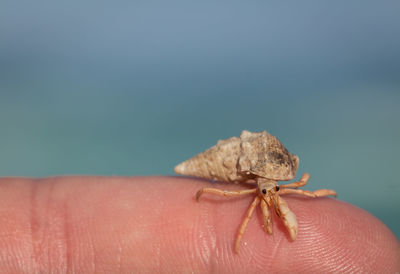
(262, 189, 267, 194)
(275, 186, 280, 191)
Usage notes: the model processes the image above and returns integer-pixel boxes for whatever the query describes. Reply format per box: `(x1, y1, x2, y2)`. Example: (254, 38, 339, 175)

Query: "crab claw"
(276, 196, 298, 240)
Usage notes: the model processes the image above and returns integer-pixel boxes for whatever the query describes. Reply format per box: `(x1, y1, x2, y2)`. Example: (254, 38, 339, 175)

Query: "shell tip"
(174, 162, 186, 174)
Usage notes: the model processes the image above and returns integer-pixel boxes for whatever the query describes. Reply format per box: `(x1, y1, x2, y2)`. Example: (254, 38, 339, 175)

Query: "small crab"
(174, 130, 337, 253)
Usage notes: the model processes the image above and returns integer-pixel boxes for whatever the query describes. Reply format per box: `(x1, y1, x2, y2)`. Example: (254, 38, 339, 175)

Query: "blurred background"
(0, 1, 399, 238)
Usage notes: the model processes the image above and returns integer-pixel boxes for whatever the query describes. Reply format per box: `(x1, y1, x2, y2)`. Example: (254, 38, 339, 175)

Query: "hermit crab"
(174, 130, 337, 253)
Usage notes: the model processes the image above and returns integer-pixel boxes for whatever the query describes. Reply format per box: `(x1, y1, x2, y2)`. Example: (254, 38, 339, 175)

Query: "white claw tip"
(289, 229, 297, 241)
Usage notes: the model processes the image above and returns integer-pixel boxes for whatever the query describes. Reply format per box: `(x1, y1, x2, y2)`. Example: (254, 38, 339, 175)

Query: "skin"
(0, 176, 399, 273)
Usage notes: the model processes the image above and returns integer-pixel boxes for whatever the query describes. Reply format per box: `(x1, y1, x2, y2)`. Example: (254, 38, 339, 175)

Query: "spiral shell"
(174, 130, 299, 182)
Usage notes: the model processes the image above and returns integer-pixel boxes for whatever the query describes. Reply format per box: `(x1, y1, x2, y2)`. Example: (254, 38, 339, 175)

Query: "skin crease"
(0, 176, 399, 273)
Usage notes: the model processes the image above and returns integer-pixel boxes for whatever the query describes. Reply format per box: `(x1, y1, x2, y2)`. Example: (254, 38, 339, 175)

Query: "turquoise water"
(1, 1, 399, 239)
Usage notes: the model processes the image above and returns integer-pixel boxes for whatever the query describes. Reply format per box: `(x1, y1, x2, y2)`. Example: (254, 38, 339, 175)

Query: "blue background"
(1, 1, 399, 239)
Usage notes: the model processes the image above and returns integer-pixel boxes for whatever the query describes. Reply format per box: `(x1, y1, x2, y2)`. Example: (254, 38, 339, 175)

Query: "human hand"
(0, 176, 399, 273)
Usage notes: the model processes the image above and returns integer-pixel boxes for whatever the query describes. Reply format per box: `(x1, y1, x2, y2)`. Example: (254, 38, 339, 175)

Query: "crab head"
(257, 177, 280, 206)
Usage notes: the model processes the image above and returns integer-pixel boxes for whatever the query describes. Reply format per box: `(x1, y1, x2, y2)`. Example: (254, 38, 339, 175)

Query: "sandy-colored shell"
(174, 130, 299, 182)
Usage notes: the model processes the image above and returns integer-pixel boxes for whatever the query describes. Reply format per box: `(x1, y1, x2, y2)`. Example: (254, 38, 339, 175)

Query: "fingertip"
(273, 197, 400, 272)
(2, 176, 397, 273)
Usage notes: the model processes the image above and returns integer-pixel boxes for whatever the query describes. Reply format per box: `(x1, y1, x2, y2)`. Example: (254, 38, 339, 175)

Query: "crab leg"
(235, 196, 260, 253)
(196, 188, 257, 201)
(260, 198, 272, 234)
(280, 173, 310, 188)
(275, 195, 298, 241)
(280, 188, 337, 198)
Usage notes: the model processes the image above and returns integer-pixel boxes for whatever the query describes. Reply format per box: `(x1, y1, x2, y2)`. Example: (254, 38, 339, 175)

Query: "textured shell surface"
(174, 136, 246, 182)
(238, 130, 299, 180)
(174, 130, 299, 182)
